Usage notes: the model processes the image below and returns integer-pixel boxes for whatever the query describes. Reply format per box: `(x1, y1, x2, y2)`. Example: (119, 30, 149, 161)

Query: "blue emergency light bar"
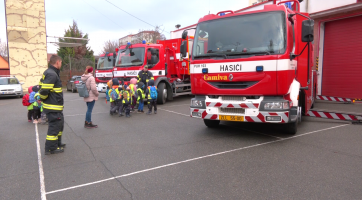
(202, 68, 208, 74)
(219, 12, 225, 16)
(127, 42, 131, 45)
(256, 66, 264, 72)
(142, 40, 146, 44)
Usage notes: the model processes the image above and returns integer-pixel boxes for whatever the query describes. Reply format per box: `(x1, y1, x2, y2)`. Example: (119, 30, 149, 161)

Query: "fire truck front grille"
(208, 81, 257, 89)
(117, 77, 132, 82)
(222, 96, 244, 101)
(220, 108, 245, 114)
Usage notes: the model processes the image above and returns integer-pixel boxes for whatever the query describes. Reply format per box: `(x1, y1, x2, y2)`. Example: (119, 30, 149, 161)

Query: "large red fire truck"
(113, 38, 193, 104)
(95, 53, 115, 93)
(182, 0, 316, 134)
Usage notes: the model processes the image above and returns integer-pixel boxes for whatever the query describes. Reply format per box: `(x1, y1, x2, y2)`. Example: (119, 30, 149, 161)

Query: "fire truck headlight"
(191, 100, 203, 107)
(264, 102, 289, 110)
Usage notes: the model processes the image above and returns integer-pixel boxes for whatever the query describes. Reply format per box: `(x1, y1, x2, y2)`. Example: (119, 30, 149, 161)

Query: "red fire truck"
(182, 0, 316, 134)
(113, 38, 193, 104)
(95, 53, 115, 93)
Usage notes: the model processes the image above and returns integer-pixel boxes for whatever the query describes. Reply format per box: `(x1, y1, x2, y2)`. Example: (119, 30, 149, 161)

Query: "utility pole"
(69, 54, 72, 78)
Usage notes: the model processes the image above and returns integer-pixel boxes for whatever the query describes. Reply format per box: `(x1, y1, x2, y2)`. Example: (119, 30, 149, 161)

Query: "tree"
(102, 40, 118, 54)
(56, 20, 95, 70)
(132, 25, 166, 44)
(0, 38, 8, 61)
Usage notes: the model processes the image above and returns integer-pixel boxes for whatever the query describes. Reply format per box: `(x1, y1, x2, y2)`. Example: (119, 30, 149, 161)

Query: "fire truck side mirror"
(182, 31, 188, 40)
(180, 41, 187, 58)
(301, 20, 314, 42)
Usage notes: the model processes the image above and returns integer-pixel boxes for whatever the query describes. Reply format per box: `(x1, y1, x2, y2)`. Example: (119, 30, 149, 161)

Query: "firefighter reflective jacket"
(39, 65, 64, 113)
(137, 70, 154, 84)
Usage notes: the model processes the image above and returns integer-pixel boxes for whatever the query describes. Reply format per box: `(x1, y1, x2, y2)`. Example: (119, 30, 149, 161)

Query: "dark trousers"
(111, 100, 123, 114)
(33, 109, 41, 120)
(124, 104, 130, 115)
(148, 99, 157, 112)
(28, 110, 34, 120)
(45, 112, 64, 151)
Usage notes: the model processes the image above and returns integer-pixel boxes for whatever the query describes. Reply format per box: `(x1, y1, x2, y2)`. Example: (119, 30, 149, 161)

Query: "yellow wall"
(5, 0, 47, 91)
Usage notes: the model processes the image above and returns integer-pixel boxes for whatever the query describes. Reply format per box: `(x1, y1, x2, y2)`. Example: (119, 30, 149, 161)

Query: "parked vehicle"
(184, 0, 317, 134)
(0, 75, 24, 98)
(95, 53, 115, 93)
(113, 38, 193, 104)
(66, 76, 82, 93)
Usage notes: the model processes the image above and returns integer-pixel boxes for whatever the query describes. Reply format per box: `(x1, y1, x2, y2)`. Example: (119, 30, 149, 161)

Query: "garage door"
(322, 15, 362, 99)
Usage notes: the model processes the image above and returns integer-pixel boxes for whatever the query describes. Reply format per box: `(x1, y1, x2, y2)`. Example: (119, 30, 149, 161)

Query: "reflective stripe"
(39, 94, 48, 99)
(150, 77, 154, 80)
(146, 79, 149, 82)
(57, 131, 62, 136)
(46, 135, 58, 141)
(40, 83, 54, 89)
(51, 88, 63, 93)
(43, 103, 63, 111)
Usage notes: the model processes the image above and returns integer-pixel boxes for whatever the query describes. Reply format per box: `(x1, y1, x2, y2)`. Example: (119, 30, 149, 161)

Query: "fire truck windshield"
(192, 12, 286, 59)
(115, 47, 145, 67)
(97, 57, 114, 70)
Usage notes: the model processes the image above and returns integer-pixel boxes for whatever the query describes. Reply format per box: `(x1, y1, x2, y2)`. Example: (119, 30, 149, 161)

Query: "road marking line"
(161, 104, 190, 108)
(46, 123, 349, 195)
(158, 108, 189, 117)
(65, 112, 109, 117)
(35, 124, 47, 200)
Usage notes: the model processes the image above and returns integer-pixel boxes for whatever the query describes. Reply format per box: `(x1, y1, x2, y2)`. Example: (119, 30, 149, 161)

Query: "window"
(0, 78, 19, 85)
(192, 12, 286, 58)
(147, 48, 159, 68)
(116, 48, 145, 67)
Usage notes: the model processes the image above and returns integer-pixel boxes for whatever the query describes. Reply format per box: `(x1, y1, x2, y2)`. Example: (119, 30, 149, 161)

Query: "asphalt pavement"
(0, 92, 361, 200)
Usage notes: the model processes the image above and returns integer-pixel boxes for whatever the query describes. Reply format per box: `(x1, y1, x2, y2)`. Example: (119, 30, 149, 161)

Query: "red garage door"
(322, 15, 362, 99)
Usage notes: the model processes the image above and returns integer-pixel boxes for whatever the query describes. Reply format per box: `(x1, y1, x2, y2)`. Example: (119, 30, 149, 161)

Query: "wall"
(308, 0, 356, 14)
(5, 0, 47, 92)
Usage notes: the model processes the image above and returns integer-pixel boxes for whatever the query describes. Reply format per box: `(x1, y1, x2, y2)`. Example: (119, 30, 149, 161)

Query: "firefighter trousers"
(45, 112, 64, 151)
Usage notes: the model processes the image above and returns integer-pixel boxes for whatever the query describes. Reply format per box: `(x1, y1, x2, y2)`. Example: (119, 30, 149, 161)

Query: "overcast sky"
(1, 0, 248, 55)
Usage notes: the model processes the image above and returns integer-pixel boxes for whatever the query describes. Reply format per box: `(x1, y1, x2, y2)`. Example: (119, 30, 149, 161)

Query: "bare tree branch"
(102, 40, 119, 54)
(0, 38, 8, 61)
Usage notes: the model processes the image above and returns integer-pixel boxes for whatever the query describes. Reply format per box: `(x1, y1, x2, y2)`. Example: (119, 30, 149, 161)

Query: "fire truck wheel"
(157, 82, 167, 104)
(285, 120, 297, 135)
(203, 119, 220, 128)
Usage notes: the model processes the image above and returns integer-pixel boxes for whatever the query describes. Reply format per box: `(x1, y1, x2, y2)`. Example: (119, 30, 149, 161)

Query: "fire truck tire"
(203, 119, 220, 128)
(285, 120, 297, 135)
(157, 82, 167, 104)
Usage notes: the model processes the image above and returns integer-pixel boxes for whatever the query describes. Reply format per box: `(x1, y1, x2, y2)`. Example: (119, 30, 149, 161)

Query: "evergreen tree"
(56, 20, 95, 70)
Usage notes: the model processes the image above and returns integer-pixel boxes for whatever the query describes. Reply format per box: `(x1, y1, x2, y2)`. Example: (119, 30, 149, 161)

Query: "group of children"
(106, 78, 158, 117)
(22, 85, 47, 124)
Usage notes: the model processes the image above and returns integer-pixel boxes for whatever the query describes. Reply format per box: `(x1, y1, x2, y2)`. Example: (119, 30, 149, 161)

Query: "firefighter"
(39, 55, 65, 155)
(137, 65, 154, 86)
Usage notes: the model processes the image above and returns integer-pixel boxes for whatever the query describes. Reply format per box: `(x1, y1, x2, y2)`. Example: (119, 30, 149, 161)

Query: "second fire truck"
(113, 38, 193, 104)
(95, 53, 115, 93)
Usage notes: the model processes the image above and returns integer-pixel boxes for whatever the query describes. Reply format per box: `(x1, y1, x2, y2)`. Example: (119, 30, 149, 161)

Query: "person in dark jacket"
(146, 79, 158, 114)
(137, 65, 154, 86)
(39, 55, 65, 155)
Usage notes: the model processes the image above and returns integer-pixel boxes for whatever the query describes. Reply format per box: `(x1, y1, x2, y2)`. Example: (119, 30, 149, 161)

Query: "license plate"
(219, 115, 244, 122)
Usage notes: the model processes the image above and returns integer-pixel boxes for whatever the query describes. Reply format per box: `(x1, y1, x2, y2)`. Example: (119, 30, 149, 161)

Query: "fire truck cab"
(113, 38, 193, 104)
(95, 53, 115, 93)
(183, 0, 316, 134)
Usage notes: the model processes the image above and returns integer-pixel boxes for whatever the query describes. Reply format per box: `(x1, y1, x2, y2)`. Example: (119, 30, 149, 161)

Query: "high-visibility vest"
(137, 88, 145, 102)
(147, 86, 157, 99)
(108, 87, 120, 102)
